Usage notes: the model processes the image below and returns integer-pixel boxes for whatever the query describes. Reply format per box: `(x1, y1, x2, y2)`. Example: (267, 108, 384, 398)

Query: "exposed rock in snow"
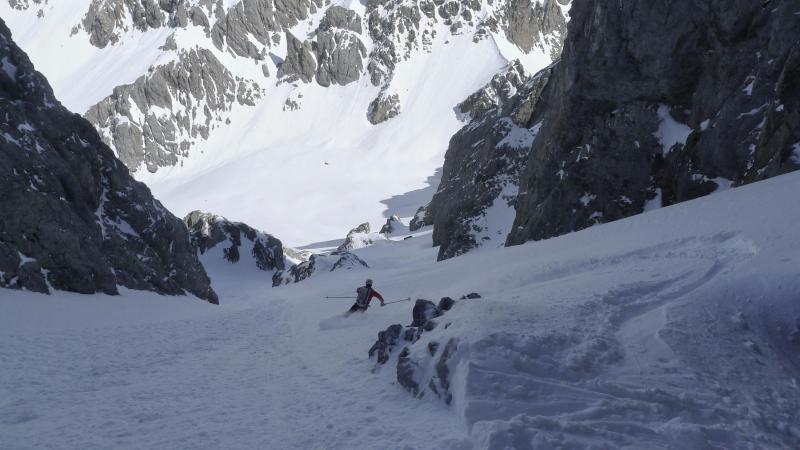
(184, 210, 284, 272)
(272, 251, 369, 286)
(379, 215, 407, 235)
(81, 0, 182, 48)
(366, 91, 400, 125)
(211, 0, 324, 60)
(505, 0, 800, 246)
(0, 19, 217, 303)
(280, 31, 317, 84)
(85, 48, 260, 172)
(313, 7, 367, 87)
(337, 222, 375, 252)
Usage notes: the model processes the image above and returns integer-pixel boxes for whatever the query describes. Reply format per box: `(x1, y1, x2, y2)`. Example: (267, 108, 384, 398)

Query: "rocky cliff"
(431, 0, 800, 258)
(0, 19, 218, 303)
(506, 0, 800, 245)
(428, 60, 552, 259)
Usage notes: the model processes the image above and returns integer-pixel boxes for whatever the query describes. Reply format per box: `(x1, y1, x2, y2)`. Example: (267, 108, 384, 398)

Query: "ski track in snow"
(2, 173, 800, 449)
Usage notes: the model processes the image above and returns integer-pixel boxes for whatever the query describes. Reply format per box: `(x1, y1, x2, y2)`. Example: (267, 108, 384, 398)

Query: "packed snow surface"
(2, 173, 800, 449)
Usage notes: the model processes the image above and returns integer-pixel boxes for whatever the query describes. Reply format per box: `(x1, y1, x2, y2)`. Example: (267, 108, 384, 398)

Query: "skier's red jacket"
(356, 286, 384, 306)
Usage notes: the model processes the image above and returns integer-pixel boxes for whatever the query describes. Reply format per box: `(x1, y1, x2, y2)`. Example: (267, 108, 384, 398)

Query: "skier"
(348, 279, 385, 314)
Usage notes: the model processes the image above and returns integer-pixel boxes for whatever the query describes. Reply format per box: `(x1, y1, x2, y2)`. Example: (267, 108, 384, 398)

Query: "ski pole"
(324, 296, 356, 299)
(382, 297, 411, 306)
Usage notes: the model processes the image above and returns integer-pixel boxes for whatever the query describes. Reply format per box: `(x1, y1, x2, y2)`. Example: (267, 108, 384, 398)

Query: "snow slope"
(136, 32, 509, 246)
(2, 172, 800, 449)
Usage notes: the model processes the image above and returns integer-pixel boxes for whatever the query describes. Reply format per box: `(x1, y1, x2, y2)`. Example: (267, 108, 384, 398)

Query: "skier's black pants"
(348, 303, 367, 313)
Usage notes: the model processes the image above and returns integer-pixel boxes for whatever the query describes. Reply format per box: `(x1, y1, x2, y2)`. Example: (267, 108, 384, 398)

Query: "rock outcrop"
(0, 19, 217, 303)
(366, 91, 400, 125)
(85, 48, 261, 172)
(272, 251, 369, 286)
(428, 61, 551, 260)
(184, 211, 284, 272)
(506, 0, 800, 245)
(313, 6, 367, 87)
(337, 222, 375, 252)
(80, 0, 183, 48)
(368, 295, 462, 401)
(379, 215, 407, 235)
(211, 0, 325, 60)
(280, 31, 317, 84)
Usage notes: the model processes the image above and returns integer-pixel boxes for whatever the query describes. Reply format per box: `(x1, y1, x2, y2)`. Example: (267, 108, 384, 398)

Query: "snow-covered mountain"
(3, 1, 800, 448)
(1, 0, 571, 245)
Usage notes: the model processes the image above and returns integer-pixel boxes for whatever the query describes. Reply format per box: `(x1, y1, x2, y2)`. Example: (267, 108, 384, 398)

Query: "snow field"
(2, 172, 800, 449)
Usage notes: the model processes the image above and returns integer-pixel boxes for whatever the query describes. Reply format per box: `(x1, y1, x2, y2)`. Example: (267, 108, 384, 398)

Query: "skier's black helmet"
(366, 279, 373, 286)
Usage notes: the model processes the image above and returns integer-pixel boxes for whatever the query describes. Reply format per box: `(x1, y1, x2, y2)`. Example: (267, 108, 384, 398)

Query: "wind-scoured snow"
(3, 171, 799, 449)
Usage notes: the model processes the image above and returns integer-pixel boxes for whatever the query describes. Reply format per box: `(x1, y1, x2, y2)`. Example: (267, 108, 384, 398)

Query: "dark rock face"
(408, 205, 430, 231)
(506, 0, 800, 246)
(184, 211, 284, 271)
(0, 20, 217, 303)
(430, 0, 800, 257)
(411, 299, 440, 327)
(428, 61, 551, 260)
(85, 48, 260, 172)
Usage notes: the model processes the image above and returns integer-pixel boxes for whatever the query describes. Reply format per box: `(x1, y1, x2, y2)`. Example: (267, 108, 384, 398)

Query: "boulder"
(412, 299, 441, 327)
(438, 296, 456, 311)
